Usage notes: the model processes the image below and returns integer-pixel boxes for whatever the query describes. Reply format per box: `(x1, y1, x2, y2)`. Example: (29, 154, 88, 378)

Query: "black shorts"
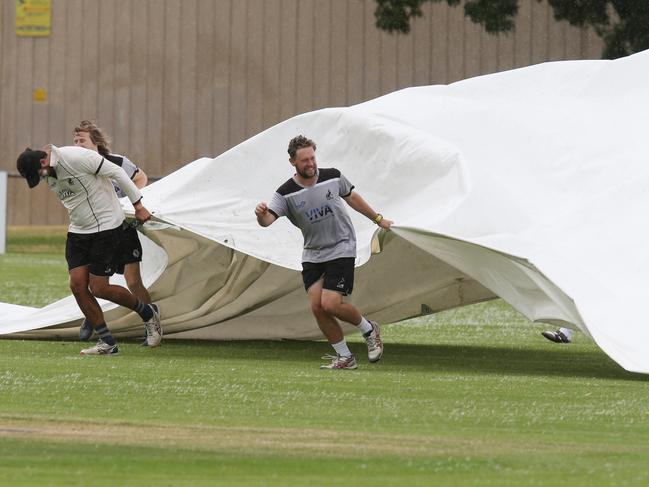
(302, 257, 356, 296)
(115, 223, 143, 274)
(65, 227, 121, 276)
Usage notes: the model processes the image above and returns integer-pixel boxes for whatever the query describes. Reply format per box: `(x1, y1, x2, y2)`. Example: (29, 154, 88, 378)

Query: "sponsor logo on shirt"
(305, 204, 333, 221)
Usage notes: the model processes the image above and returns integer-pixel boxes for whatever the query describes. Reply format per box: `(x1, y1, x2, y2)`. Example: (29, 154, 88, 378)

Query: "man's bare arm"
(132, 168, 148, 189)
(344, 191, 393, 230)
(255, 202, 278, 227)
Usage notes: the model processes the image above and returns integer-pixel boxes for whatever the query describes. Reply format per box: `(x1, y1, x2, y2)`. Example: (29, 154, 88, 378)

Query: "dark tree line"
(374, 0, 649, 59)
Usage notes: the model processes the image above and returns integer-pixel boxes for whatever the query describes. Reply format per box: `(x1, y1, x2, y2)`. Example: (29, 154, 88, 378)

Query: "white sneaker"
(365, 320, 383, 363)
(144, 304, 162, 347)
(80, 340, 118, 356)
(320, 354, 358, 370)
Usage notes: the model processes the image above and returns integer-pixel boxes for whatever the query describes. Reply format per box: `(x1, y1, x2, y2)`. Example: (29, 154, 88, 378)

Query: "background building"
(0, 0, 602, 225)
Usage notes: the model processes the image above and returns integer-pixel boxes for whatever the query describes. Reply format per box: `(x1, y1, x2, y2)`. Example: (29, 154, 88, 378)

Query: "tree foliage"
(374, 0, 649, 59)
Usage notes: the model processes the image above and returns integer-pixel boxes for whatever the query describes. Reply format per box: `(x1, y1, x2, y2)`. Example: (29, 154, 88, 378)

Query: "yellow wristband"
(373, 213, 383, 224)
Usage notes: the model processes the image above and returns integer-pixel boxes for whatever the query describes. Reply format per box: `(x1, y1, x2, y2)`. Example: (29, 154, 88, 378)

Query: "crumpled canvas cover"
(2, 50, 648, 373)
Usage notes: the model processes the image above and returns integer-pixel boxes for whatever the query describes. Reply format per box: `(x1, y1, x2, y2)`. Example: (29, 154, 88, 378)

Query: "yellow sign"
(33, 88, 47, 102)
(15, 0, 51, 37)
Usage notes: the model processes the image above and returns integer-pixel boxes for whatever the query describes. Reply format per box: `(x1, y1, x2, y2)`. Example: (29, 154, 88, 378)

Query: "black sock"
(95, 323, 116, 346)
(134, 300, 153, 321)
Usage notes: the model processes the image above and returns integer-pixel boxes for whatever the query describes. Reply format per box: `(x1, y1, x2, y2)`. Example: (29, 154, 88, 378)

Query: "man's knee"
(320, 295, 341, 315)
(68, 267, 90, 296)
(69, 279, 87, 296)
(310, 300, 326, 317)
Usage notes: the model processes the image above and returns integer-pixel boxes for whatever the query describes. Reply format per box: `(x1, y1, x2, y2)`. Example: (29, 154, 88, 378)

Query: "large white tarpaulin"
(2, 51, 648, 373)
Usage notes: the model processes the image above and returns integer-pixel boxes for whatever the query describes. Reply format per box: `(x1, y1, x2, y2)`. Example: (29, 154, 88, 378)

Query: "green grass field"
(1, 227, 648, 486)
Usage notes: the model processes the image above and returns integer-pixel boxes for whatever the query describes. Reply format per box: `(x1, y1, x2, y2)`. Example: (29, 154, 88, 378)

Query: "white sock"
(560, 327, 573, 340)
(357, 316, 373, 335)
(332, 339, 352, 358)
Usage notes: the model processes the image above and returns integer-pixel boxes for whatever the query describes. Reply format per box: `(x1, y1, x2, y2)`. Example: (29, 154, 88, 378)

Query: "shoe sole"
(79, 350, 119, 356)
(368, 352, 383, 363)
(320, 365, 358, 370)
(320, 357, 358, 370)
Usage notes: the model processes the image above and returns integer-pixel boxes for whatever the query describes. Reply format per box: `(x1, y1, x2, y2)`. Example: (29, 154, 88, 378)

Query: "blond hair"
(74, 120, 111, 156)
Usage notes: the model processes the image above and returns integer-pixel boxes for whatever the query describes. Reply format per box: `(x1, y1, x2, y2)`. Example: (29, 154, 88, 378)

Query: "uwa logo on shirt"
(57, 189, 75, 199)
(304, 204, 333, 221)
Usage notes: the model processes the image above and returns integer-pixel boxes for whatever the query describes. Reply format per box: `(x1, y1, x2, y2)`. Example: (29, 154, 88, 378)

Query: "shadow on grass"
(143, 338, 648, 382)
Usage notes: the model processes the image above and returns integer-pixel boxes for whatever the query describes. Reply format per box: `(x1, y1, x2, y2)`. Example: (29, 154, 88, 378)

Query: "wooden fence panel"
(0, 0, 605, 225)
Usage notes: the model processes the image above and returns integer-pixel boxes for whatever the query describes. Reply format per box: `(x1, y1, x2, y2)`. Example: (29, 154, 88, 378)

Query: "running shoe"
(320, 354, 358, 370)
(144, 304, 162, 347)
(365, 320, 383, 362)
(80, 340, 118, 356)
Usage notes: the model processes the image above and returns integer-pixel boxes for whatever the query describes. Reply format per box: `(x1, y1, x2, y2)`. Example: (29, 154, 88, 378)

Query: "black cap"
(16, 148, 46, 188)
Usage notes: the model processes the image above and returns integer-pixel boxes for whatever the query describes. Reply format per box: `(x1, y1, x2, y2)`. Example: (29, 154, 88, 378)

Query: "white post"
(0, 171, 6, 254)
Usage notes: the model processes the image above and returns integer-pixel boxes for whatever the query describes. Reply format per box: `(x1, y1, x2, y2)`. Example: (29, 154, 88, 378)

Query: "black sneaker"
(79, 319, 93, 341)
(541, 329, 571, 343)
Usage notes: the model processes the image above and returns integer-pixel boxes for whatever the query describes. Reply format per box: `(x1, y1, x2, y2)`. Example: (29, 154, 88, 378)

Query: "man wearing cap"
(72, 120, 154, 344)
(16, 145, 162, 355)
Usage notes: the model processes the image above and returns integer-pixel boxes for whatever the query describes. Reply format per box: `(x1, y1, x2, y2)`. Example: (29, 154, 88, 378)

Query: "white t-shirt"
(45, 145, 143, 234)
